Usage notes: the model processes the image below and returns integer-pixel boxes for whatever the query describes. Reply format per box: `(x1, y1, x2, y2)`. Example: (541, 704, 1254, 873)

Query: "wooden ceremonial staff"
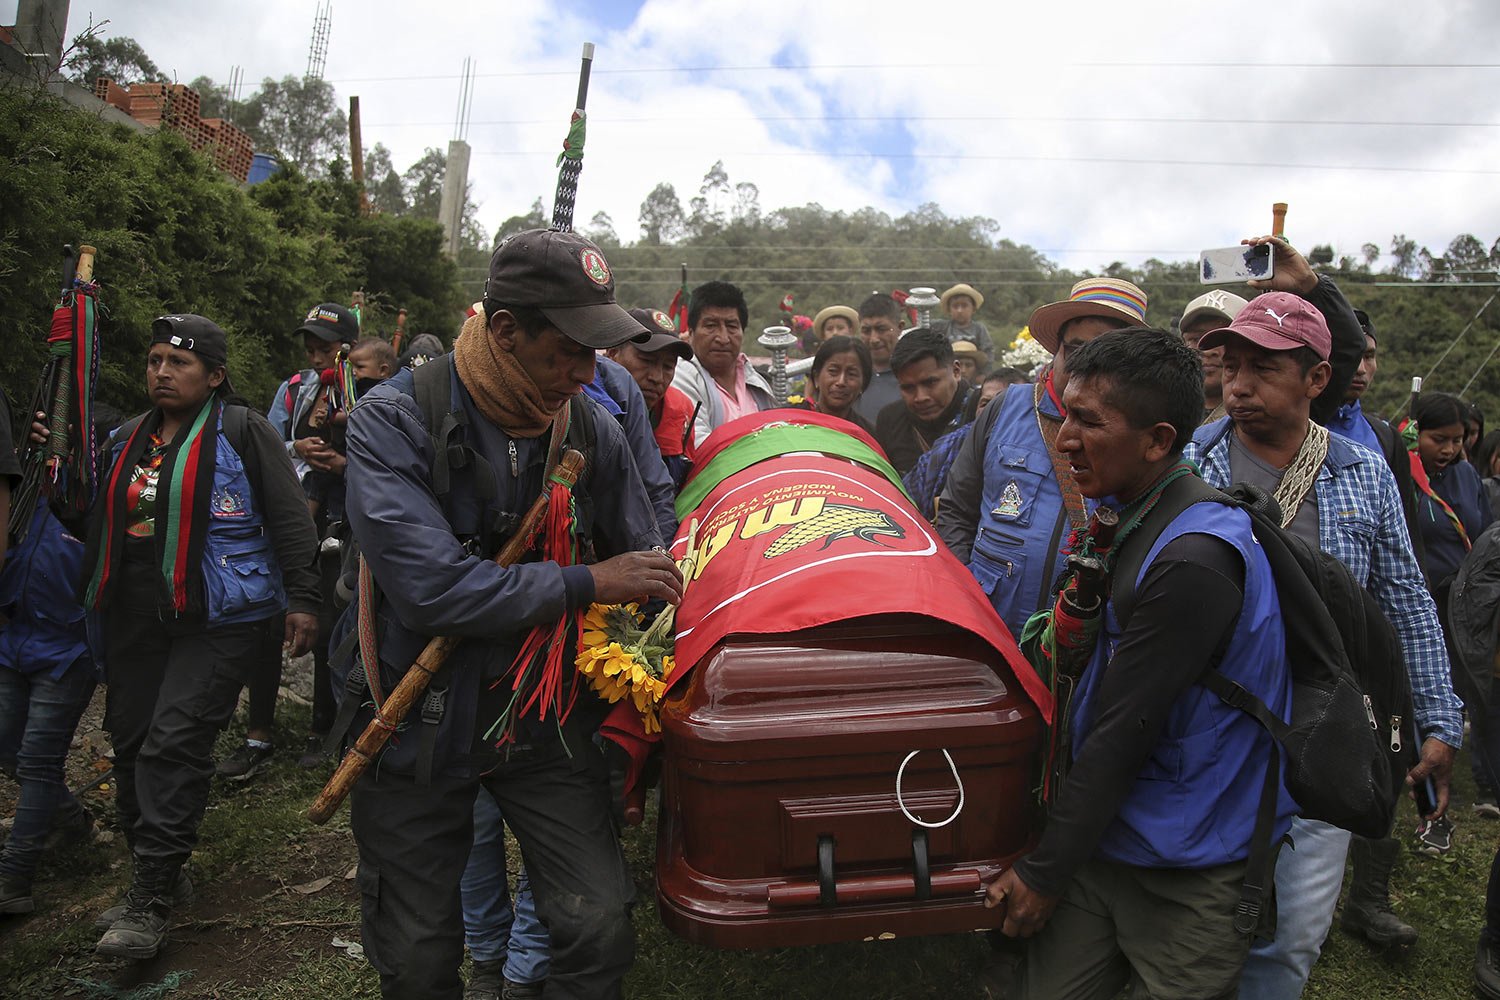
(549, 41, 595, 232)
(44, 245, 95, 470)
(307, 448, 588, 824)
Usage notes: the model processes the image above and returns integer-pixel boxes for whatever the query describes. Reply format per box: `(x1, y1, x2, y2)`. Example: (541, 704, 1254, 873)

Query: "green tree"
(240, 75, 348, 177)
(363, 143, 407, 215)
(494, 198, 547, 245)
(402, 147, 447, 220)
(63, 33, 161, 87)
(638, 182, 686, 244)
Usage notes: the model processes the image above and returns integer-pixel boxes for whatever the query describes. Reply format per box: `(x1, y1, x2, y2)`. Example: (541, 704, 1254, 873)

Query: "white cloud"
(58, 0, 1500, 283)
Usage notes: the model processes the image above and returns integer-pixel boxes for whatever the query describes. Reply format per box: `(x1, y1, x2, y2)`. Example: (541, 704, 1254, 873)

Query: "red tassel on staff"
(501, 474, 584, 734)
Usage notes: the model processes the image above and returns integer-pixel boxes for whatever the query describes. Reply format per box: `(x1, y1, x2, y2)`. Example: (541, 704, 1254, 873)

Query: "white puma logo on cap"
(1264, 307, 1290, 327)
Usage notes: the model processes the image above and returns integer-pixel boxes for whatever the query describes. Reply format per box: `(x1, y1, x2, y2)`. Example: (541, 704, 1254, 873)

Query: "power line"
(366, 114, 1500, 130)
(328, 59, 1500, 84)
(467, 149, 1500, 176)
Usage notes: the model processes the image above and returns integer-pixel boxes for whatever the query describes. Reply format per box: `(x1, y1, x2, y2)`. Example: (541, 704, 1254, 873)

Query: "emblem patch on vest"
(995, 480, 1024, 519)
(211, 486, 249, 518)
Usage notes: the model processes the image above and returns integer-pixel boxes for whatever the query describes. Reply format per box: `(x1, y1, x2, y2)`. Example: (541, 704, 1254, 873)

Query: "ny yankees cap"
(1198, 291, 1331, 361)
(484, 229, 646, 350)
(1179, 289, 1249, 329)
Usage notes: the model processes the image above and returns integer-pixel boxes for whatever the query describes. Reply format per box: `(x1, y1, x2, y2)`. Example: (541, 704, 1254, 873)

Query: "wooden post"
(349, 95, 370, 215)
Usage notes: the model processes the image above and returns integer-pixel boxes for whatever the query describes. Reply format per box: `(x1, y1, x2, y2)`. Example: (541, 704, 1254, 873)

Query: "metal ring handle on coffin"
(895, 748, 965, 829)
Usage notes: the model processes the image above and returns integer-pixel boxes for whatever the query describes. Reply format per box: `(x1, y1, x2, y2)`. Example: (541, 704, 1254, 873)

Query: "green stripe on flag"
(675, 423, 913, 521)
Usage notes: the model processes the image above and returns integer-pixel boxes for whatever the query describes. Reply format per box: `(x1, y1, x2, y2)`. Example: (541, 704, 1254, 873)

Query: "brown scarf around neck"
(454, 311, 560, 439)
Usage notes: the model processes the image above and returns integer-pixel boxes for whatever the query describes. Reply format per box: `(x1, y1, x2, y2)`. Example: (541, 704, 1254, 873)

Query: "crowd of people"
(2, 226, 1500, 1000)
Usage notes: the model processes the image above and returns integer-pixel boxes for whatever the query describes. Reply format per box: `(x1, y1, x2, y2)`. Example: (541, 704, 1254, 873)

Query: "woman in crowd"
(1410, 393, 1496, 826)
(43, 315, 321, 959)
(790, 335, 874, 434)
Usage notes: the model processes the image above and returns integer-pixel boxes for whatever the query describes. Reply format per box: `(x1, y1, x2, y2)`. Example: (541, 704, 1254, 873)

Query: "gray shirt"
(1228, 431, 1320, 549)
(855, 368, 901, 422)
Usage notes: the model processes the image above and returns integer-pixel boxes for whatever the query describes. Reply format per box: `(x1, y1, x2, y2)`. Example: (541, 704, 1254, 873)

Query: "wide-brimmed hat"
(1198, 292, 1331, 361)
(941, 283, 984, 314)
(812, 305, 859, 340)
(1028, 278, 1149, 354)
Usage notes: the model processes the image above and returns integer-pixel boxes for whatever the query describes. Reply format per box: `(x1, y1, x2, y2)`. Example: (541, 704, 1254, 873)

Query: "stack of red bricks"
(93, 79, 254, 183)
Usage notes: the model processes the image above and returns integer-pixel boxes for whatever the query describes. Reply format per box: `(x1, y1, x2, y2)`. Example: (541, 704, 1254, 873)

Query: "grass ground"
(1, 696, 1494, 999)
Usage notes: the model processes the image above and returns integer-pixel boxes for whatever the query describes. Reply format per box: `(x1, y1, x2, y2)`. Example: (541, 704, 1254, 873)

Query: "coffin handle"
(817, 835, 837, 908)
(911, 829, 931, 900)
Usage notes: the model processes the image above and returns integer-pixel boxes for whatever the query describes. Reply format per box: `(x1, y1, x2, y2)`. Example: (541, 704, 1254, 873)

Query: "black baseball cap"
(152, 314, 235, 392)
(484, 229, 644, 349)
(296, 302, 360, 344)
(626, 308, 693, 360)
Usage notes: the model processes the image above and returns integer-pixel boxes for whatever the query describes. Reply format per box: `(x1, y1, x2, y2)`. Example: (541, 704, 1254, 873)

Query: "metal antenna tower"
(305, 1, 333, 82)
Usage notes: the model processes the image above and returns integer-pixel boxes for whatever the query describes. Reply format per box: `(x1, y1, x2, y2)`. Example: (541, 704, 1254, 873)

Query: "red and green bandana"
(85, 396, 221, 613)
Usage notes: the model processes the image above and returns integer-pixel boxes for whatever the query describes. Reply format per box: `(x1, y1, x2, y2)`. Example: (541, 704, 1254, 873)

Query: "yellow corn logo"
(762, 504, 904, 559)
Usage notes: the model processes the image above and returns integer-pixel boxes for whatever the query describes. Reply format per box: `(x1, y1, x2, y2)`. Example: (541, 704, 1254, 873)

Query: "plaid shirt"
(1186, 418, 1465, 748)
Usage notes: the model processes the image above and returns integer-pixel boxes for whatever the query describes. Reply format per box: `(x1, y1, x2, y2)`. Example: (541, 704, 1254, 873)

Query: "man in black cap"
(608, 308, 697, 489)
(221, 301, 361, 779)
(332, 229, 682, 1000)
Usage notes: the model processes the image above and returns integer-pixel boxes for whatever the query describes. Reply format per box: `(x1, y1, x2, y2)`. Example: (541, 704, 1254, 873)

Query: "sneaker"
(298, 734, 332, 769)
(0, 875, 33, 916)
(1479, 936, 1500, 999)
(1476, 797, 1500, 820)
(465, 959, 504, 1000)
(216, 740, 274, 782)
(96, 868, 192, 929)
(94, 888, 170, 960)
(1416, 815, 1455, 856)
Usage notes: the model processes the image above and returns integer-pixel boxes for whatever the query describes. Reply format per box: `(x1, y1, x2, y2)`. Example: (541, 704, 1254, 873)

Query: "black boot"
(1343, 835, 1418, 949)
(0, 874, 34, 915)
(95, 856, 180, 960)
(95, 866, 192, 929)
(465, 959, 505, 1000)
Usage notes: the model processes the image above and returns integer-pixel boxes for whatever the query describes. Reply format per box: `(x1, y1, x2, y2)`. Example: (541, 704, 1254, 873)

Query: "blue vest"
(110, 407, 287, 625)
(968, 383, 1088, 638)
(0, 502, 92, 678)
(1071, 503, 1295, 869)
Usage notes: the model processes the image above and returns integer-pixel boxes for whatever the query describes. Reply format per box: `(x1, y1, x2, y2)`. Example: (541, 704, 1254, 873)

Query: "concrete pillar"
(438, 139, 471, 258)
(14, 0, 69, 76)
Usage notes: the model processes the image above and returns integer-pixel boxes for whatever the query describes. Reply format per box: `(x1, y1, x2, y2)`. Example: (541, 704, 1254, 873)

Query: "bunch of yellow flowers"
(576, 603, 678, 733)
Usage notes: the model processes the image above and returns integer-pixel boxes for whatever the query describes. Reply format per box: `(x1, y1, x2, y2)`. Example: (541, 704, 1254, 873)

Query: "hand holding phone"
(1199, 244, 1273, 285)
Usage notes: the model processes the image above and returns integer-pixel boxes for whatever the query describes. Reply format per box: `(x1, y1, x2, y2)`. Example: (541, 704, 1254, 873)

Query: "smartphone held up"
(1199, 244, 1274, 285)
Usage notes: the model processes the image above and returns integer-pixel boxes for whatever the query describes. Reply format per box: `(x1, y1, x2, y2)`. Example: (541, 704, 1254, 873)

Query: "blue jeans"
(0, 661, 97, 880)
(1237, 817, 1352, 1000)
(459, 789, 550, 984)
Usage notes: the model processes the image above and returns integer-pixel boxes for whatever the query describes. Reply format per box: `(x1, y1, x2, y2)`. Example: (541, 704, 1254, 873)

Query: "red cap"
(1197, 291, 1331, 361)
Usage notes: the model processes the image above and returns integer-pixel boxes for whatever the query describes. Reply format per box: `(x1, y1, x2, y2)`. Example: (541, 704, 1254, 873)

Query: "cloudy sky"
(40, 0, 1500, 273)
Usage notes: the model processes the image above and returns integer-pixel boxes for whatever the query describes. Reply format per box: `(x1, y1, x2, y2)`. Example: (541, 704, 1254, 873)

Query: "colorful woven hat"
(1028, 278, 1148, 354)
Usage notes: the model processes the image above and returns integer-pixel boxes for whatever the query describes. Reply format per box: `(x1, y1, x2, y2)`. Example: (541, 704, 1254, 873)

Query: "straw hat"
(941, 283, 984, 314)
(952, 340, 981, 356)
(812, 305, 859, 340)
(1028, 277, 1148, 354)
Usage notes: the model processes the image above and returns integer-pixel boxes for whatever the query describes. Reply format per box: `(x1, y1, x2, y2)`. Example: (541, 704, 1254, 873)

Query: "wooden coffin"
(656, 615, 1042, 948)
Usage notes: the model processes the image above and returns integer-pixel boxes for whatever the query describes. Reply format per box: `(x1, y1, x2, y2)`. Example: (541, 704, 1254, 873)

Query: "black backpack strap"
(1202, 672, 1288, 937)
(414, 683, 448, 786)
(221, 402, 251, 455)
(1111, 474, 1230, 627)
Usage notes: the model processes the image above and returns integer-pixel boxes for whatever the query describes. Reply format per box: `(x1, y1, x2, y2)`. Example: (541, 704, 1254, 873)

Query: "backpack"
(1112, 475, 1414, 932)
(325, 357, 597, 782)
